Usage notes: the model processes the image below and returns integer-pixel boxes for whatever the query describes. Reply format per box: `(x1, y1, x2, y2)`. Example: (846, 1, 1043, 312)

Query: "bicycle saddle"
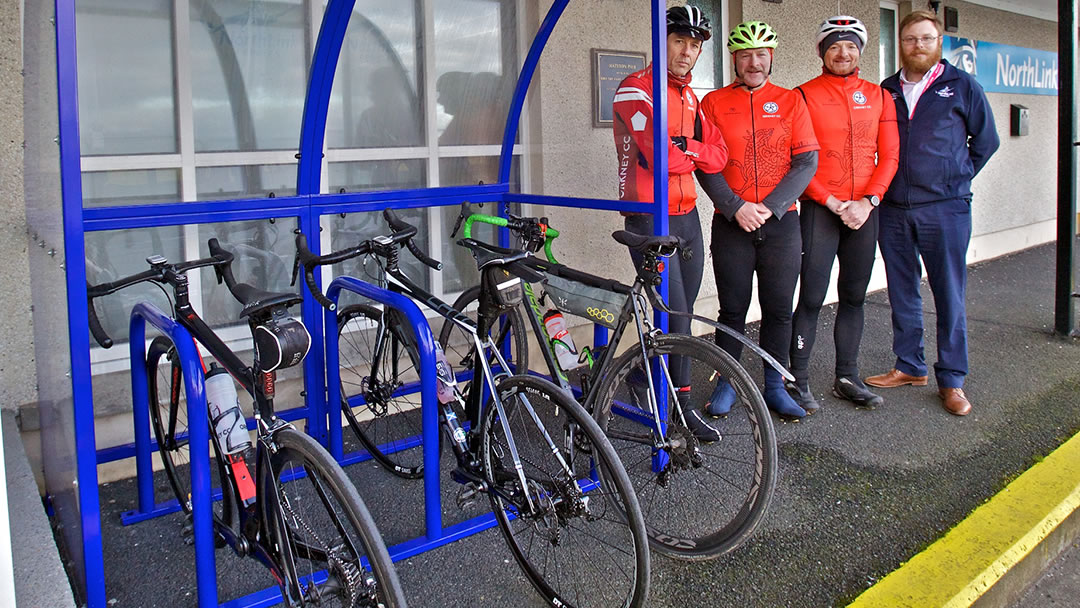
(230, 282, 304, 318)
(611, 230, 682, 253)
(458, 238, 531, 270)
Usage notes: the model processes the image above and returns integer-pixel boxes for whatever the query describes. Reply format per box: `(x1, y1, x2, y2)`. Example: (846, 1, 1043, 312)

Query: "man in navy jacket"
(865, 10, 999, 416)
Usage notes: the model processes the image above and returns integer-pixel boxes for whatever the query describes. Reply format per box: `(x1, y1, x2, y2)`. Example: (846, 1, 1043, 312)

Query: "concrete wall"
(0, 0, 36, 412)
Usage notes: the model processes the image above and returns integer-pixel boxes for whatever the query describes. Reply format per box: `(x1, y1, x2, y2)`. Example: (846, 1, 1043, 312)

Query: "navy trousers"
(877, 198, 972, 388)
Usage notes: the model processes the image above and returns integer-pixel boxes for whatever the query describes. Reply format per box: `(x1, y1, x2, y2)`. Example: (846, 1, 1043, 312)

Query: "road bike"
(295, 209, 650, 607)
(87, 240, 406, 607)
(441, 203, 781, 560)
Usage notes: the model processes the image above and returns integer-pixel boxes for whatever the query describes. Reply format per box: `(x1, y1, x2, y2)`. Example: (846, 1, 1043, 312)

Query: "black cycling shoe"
(833, 376, 884, 409)
(683, 410, 722, 443)
(784, 379, 822, 415)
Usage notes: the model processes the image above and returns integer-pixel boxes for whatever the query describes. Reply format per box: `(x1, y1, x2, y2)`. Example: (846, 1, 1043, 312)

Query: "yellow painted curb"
(848, 430, 1080, 608)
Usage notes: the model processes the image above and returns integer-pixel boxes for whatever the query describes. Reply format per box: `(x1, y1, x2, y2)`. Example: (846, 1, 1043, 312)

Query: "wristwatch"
(867, 195, 881, 207)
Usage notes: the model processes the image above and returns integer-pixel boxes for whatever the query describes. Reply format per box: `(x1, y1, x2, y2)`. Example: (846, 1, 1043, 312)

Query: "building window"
(880, 1, 899, 79)
(76, 0, 527, 365)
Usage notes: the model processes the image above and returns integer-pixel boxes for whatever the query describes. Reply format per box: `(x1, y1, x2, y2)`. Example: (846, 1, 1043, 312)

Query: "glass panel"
(196, 164, 298, 200)
(434, 0, 517, 146)
(689, 1, 720, 91)
(880, 8, 897, 79)
(328, 209, 432, 308)
(190, 0, 308, 152)
(328, 160, 427, 193)
(326, 1, 424, 150)
(82, 169, 181, 208)
(76, 0, 176, 155)
(438, 154, 518, 189)
(198, 219, 300, 327)
(85, 227, 185, 342)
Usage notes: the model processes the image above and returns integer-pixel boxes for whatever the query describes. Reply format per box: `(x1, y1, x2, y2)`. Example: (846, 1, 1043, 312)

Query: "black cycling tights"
(625, 209, 704, 387)
(710, 211, 801, 369)
(789, 202, 879, 382)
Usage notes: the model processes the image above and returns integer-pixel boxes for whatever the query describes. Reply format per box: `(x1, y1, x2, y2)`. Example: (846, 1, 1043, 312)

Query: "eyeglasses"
(901, 35, 939, 47)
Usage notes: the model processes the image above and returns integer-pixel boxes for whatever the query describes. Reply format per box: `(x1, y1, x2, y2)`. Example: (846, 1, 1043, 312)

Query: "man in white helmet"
(788, 16, 899, 413)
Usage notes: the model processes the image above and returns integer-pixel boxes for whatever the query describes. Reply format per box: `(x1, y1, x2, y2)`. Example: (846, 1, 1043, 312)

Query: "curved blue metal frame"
(55, 1, 676, 605)
(324, 276, 442, 540)
(128, 303, 216, 607)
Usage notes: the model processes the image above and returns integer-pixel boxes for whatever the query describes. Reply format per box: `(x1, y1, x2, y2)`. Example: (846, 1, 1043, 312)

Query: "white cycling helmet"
(816, 16, 867, 57)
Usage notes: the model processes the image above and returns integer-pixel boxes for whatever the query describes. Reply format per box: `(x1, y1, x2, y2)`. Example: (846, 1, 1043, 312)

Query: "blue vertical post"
(651, 0, 671, 473)
(55, 0, 107, 605)
(128, 319, 156, 515)
(296, 0, 357, 444)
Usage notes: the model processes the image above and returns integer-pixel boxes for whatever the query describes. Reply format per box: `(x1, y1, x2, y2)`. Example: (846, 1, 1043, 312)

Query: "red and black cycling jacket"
(700, 80, 819, 212)
(796, 68, 899, 205)
(613, 64, 729, 216)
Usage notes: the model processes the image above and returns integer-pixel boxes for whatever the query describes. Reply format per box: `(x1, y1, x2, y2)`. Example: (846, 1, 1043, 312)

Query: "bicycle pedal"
(455, 482, 483, 510)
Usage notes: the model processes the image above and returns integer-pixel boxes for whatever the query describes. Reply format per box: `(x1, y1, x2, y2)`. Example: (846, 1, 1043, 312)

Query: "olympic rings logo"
(586, 306, 616, 324)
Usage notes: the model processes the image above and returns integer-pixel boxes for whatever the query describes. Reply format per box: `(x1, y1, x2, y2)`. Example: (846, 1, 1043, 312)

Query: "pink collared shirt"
(900, 62, 945, 119)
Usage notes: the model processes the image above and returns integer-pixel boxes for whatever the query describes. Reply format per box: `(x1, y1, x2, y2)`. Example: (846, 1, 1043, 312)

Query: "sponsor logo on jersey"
(936, 86, 955, 98)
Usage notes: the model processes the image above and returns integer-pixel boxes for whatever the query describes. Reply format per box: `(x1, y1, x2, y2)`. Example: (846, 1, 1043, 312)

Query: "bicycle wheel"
(267, 427, 406, 608)
(594, 333, 778, 560)
(146, 336, 235, 528)
(439, 285, 529, 380)
(338, 304, 425, 479)
(481, 375, 650, 608)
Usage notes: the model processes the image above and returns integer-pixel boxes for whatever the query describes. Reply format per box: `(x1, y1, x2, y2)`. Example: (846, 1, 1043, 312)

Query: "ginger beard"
(900, 36, 942, 74)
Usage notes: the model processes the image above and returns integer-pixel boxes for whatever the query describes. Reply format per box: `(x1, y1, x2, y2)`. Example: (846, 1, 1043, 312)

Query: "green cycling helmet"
(727, 20, 778, 52)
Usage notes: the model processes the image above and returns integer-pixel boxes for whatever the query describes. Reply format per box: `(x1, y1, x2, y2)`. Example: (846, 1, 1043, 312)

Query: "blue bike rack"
(324, 276, 513, 559)
(126, 303, 218, 607)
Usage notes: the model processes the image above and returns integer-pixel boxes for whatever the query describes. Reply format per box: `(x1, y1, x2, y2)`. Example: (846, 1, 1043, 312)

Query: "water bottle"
(204, 364, 251, 455)
(434, 342, 457, 404)
(543, 310, 584, 371)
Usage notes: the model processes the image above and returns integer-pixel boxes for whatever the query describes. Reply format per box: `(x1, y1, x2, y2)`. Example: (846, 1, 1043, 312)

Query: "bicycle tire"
(438, 285, 529, 382)
(593, 333, 778, 560)
(146, 336, 236, 530)
(481, 375, 650, 608)
(338, 304, 425, 479)
(266, 427, 407, 608)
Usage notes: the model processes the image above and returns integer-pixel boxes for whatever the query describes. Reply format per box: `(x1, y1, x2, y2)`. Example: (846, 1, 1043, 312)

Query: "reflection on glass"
(880, 8, 898, 79)
(199, 219, 299, 327)
(86, 227, 185, 342)
(76, 0, 176, 155)
(196, 164, 298, 200)
(438, 155, 519, 189)
(329, 210, 431, 308)
(190, 0, 308, 152)
(328, 160, 426, 193)
(434, 0, 517, 145)
(327, 1, 423, 150)
(82, 169, 181, 208)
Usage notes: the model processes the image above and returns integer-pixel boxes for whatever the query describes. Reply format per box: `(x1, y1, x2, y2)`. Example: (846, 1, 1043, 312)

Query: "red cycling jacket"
(700, 80, 819, 211)
(613, 65, 729, 215)
(796, 68, 899, 205)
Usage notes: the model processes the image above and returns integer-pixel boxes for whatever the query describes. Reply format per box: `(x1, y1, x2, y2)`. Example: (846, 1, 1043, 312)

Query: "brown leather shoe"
(864, 369, 929, 388)
(939, 388, 972, 416)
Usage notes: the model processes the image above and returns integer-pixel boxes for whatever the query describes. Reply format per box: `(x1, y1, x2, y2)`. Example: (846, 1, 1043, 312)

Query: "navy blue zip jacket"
(881, 59, 999, 206)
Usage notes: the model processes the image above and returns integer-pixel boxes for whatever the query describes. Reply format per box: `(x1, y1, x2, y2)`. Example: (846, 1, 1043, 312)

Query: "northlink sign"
(944, 36, 1058, 96)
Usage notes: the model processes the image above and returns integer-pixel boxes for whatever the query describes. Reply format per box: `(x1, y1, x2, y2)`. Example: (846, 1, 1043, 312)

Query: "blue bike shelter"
(43, 0, 676, 605)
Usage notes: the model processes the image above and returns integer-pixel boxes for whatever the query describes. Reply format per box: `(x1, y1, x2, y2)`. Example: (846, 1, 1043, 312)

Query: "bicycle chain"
(279, 488, 366, 607)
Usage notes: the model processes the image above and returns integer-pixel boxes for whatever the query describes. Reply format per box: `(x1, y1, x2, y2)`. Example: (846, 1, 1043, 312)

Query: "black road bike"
(88, 240, 405, 607)
(295, 209, 650, 608)
(441, 204, 781, 560)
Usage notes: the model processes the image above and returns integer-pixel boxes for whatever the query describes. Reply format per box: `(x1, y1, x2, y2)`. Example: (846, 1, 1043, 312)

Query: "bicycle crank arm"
(667, 311, 796, 382)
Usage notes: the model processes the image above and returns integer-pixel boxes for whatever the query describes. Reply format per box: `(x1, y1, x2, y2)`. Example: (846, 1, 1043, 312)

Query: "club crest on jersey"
(852, 91, 867, 104)
(936, 86, 955, 98)
(763, 101, 779, 114)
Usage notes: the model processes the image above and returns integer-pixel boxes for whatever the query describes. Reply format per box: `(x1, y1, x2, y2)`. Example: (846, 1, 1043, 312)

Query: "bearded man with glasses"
(865, 10, 999, 417)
